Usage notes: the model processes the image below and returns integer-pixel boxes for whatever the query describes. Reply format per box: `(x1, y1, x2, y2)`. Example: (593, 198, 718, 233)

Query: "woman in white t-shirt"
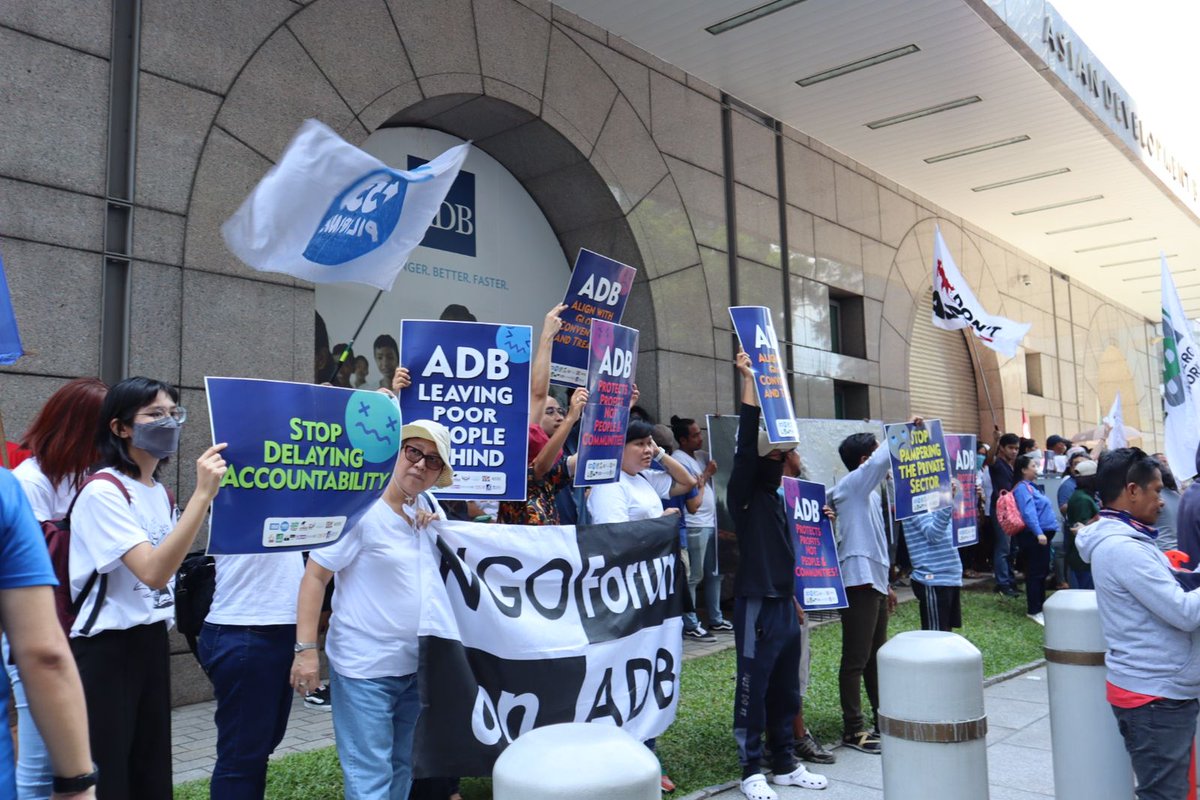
(69, 377, 228, 799)
(290, 419, 454, 800)
(7, 377, 107, 800)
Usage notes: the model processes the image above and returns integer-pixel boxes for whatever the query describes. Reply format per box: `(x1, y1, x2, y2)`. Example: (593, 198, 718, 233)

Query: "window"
(834, 380, 870, 420)
(1025, 352, 1044, 397)
(828, 290, 866, 358)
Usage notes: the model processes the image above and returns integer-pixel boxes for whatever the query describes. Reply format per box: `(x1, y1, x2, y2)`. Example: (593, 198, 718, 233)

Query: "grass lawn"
(174, 587, 1045, 799)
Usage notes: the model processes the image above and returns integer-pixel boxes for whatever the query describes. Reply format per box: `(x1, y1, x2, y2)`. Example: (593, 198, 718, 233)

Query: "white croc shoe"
(773, 764, 829, 790)
(740, 773, 779, 800)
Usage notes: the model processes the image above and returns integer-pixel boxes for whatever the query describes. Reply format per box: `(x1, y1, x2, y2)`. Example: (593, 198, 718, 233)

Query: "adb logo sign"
(409, 155, 476, 257)
(303, 168, 412, 266)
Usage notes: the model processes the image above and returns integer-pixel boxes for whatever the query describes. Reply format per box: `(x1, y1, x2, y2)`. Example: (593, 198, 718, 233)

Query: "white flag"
(221, 119, 469, 290)
(1161, 255, 1200, 479)
(931, 226, 1031, 358)
(1104, 393, 1128, 450)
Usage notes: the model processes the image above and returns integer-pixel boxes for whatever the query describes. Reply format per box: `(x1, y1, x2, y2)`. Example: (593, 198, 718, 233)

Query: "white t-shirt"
(673, 450, 716, 528)
(69, 468, 177, 636)
(206, 552, 305, 626)
(311, 494, 440, 679)
(12, 457, 74, 521)
(587, 469, 673, 524)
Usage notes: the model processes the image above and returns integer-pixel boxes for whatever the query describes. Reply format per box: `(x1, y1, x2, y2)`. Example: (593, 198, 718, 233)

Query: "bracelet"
(294, 641, 319, 654)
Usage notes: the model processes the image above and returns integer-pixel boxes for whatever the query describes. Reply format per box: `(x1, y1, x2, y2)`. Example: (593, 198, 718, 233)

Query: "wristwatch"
(294, 641, 318, 653)
(53, 765, 98, 794)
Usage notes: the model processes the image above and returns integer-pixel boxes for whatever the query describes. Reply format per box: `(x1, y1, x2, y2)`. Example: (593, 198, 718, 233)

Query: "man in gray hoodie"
(1077, 447, 1200, 800)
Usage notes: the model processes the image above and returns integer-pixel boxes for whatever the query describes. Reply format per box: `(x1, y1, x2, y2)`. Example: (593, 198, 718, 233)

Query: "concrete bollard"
(878, 630, 988, 799)
(492, 722, 660, 800)
(1044, 590, 1134, 800)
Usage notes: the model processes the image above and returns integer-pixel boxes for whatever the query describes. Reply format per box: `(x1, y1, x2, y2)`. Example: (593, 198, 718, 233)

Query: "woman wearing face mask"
(68, 377, 228, 799)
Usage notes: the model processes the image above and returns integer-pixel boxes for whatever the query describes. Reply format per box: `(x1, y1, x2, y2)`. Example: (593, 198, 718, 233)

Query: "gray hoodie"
(1077, 515, 1200, 699)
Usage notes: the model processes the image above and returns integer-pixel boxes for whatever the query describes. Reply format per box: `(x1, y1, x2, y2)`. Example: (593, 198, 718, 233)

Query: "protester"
(900, 484, 961, 632)
(330, 344, 354, 387)
(1155, 462, 1181, 553)
(1, 468, 96, 800)
(5, 377, 106, 798)
(728, 351, 827, 799)
(1077, 448, 1200, 800)
(670, 415, 731, 637)
(1064, 460, 1099, 589)
(1175, 443, 1200, 568)
(351, 355, 370, 388)
(69, 377, 228, 798)
(314, 312, 331, 384)
(1011, 455, 1057, 625)
(1057, 451, 1089, 516)
(829, 420, 917, 754)
(373, 335, 399, 390)
(292, 418, 453, 800)
(989, 433, 1021, 597)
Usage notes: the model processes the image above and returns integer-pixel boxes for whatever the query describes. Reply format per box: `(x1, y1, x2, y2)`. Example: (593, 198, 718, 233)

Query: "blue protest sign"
(550, 249, 637, 387)
(885, 418, 952, 520)
(205, 378, 400, 555)
(575, 319, 638, 487)
(728, 306, 797, 443)
(945, 433, 980, 547)
(782, 477, 847, 611)
(400, 319, 531, 500)
(0, 249, 23, 365)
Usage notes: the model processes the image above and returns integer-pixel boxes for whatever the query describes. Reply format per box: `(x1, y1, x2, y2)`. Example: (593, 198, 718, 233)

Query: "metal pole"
(965, 330, 999, 435)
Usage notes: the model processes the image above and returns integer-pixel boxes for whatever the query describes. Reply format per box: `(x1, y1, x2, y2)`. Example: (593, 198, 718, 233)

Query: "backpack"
(995, 488, 1026, 537)
(43, 473, 129, 636)
(174, 551, 215, 661)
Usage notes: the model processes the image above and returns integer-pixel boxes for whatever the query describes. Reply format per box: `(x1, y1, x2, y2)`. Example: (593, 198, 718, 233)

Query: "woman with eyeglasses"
(291, 366, 454, 799)
(68, 377, 228, 799)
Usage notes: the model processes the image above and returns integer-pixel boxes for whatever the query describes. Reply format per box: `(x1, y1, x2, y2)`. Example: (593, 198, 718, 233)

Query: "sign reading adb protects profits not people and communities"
(885, 419, 952, 520)
(205, 378, 401, 555)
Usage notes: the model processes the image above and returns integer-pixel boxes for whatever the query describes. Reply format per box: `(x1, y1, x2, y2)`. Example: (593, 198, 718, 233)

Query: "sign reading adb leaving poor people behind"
(728, 306, 798, 443)
(885, 418, 952, 520)
(550, 249, 637, 387)
(944, 433, 980, 547)
(783, 477, 847, 611)
(205, 378, 401, 555)
(575, 320, 639, 488)
(412, 515, 683, 777)
(400, 319, 531, 501)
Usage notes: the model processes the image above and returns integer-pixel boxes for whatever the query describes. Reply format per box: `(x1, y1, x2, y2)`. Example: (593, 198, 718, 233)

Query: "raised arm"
(532, 388, 586, 480)
(656, 448, 698, 497)
(529, 304, 567, 427)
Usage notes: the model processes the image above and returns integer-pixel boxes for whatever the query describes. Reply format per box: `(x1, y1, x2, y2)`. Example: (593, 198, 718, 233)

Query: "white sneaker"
(741, 773, 778, 800)
(1027, 612, 1045, 626)
(773, 764, 829, 790)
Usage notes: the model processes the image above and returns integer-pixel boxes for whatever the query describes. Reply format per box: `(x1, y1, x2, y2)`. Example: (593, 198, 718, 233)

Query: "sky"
(1049, 0, 1200, 177)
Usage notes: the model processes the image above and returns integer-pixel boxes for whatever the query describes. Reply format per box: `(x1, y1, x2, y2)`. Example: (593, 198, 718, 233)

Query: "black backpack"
(175, 550, 215, 661)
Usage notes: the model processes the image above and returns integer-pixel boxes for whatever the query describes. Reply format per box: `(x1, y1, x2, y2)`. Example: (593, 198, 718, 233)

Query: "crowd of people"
(1, 303, 1198, 800)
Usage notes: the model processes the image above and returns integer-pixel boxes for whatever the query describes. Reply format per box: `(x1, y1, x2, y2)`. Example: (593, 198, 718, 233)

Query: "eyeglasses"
(137, 406, 187, 424)
(402, 444, 445, 471)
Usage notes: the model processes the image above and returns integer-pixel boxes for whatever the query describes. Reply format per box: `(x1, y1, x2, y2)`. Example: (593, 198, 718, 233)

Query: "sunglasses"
(402, 444, 445, 472)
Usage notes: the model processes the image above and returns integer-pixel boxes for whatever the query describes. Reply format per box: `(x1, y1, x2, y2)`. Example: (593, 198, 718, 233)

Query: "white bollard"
(1044, 590, 1134, 800)
(878, 630, 988, 800)
(492, 722, 660, 800)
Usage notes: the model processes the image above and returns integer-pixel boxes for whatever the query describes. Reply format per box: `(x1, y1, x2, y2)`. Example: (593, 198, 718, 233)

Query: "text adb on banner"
(599, 347, 634, 379)
(578, 274, 622, 306)
(793, 497, 821, 522)
(423, 345, 510, 380)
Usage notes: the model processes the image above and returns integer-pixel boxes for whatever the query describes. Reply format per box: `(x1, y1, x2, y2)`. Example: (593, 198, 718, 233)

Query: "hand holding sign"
(885, 418, 952, 520)
(195, 443, 230, 502)
(728, 307, 797, 443)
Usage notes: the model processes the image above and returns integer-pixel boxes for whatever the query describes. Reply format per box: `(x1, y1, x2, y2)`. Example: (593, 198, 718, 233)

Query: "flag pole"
(325, 289, 385, 384)
(964, 330, 998, 435)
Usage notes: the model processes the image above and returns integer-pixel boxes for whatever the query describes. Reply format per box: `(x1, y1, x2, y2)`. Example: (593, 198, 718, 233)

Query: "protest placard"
(728, 306, 797, 443)
(575, 319, 638, 487)
(782, 476, 847, 610)
(550, 249, 637, 387)
(205, 378, 399, 555)
(400, 319, 531, 500)
(885, 418, 952, 519)
(945, 433, 980, 547)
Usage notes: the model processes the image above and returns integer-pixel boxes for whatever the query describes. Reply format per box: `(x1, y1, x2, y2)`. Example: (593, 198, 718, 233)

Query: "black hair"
(439, 304, 476, 322)
(96, 376, 180, 480)
(838, 433, 877, 472)
(1160, 464, 1179, 492)
(373, 333, 398, 354)
(630, 405, 654, 424)
(1067, 452, 1088, 468)
(626, 418, 655, 443)
(669, 414, 695, 444)
(1074, 472, 1098, 494)
(1096, 447, 1162, 506)
(315, 311, 329, 353)
(353, 355, 369, 368)
(1018, 438, 1036, 455)
(332, 343, 353, 361)
(998, 433, 1020, 448)
(1014, 455, 1034, 476)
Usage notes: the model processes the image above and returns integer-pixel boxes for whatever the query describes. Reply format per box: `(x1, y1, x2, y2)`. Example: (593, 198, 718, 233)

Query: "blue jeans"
(684, 526, 726, 629)
(1113, 698, 1198, 800)
(330, 670, 420, 800)
(1069, 569, 1094, 590)
(992, 520, 1015, 590)
(198, 622, 296, 800)
(3, 636, 51, 800)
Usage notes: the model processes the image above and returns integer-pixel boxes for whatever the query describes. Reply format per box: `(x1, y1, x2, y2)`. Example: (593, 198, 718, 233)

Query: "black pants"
(838, 587, 888, 736)
(71, 622, 172, 800)
(733, 596, 801, 779)
(1016, 530, 1054, 614)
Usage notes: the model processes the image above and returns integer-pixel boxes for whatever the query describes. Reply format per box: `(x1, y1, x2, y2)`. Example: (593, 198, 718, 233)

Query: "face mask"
(757, 457, 784, 491)
(976, 454, 986, 470)
(132, 417, 182, 459)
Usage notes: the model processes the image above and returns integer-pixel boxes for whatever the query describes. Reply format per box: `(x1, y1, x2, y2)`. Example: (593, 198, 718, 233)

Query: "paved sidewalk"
(693, 663, 1053, 800)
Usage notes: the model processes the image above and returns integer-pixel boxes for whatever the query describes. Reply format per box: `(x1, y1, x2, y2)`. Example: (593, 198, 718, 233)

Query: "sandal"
(741, 773, 778, 800)
(774, 764, 829, 790)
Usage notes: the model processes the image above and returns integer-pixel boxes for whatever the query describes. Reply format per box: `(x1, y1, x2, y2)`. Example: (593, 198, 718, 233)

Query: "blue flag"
(0, 249, 24, 365)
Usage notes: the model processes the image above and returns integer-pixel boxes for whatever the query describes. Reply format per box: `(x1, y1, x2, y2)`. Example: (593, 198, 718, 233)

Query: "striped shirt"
(901, 507, 962, 587)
